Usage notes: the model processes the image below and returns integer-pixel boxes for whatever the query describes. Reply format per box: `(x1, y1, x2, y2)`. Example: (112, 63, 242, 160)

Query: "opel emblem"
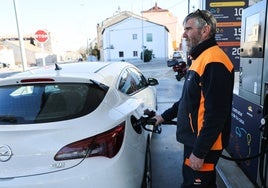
(0, 145, 12, 162)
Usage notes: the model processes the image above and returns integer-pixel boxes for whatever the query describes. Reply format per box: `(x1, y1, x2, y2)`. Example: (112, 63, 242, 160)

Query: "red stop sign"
(35, 30, 49, 43)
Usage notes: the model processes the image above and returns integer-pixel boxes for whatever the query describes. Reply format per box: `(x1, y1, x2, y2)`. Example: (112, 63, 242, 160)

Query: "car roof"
(0, 61, 135, 86)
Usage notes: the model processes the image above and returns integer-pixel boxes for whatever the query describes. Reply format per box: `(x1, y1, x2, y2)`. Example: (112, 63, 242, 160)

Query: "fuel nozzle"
(134, 109, 162, 134)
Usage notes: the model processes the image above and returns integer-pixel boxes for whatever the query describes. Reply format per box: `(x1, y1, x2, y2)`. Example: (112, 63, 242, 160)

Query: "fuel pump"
(226, 1, 268, 187)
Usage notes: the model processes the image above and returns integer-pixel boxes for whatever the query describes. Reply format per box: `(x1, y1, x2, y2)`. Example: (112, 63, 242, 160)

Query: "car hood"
(0, 107, 124, 179)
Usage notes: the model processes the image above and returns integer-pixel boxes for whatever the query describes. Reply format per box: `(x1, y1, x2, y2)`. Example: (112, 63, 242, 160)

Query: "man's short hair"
(183, 9, 217, 37)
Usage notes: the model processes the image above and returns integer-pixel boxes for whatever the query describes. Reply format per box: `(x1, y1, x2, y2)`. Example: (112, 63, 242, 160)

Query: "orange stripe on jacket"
(185, 158, 214, 171)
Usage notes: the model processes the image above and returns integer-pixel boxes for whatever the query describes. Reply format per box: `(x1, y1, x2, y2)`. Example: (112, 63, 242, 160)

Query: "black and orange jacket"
(161, 37, 234, 159)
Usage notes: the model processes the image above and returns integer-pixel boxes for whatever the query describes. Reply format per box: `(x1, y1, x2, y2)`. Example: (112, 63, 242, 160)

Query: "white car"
(172, 51, 185, 61)
(0, 61, 158, 188)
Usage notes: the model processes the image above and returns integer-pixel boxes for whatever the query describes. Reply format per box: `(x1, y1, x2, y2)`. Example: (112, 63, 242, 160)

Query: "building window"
(132, 34, 137, 40)
(133, 51, 138, 57)
(146, 33, 153, 42)
(119, 51, 124, 57)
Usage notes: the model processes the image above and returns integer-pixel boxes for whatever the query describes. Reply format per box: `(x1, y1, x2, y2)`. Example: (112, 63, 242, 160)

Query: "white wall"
(0, 48, 15, 67)
(103, 17, 171, 62)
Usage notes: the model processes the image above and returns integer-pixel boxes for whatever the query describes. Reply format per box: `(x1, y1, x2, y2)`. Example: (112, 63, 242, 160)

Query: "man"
(153, 9, 234, 187)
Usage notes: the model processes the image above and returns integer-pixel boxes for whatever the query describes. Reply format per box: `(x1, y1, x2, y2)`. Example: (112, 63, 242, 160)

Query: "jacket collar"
(189, 37, 217, 60)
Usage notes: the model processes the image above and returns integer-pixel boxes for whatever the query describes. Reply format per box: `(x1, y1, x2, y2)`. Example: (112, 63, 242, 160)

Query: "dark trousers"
(181, 145, 222, 188)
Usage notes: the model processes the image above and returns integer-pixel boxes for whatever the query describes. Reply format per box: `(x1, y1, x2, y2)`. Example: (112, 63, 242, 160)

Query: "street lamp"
(87, 38, 91, 56)
(13, 0, 27, 71)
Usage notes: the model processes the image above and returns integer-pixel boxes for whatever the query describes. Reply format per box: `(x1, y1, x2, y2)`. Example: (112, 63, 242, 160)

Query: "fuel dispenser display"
(226, 1, 268, 187)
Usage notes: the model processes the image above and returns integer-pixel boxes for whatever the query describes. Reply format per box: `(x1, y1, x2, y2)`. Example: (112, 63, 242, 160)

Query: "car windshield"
(0, 83, 107, 124)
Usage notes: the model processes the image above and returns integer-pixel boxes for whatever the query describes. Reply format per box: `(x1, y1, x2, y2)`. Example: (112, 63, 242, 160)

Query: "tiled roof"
(98, 10, 146, 32)
(141, 2, 168, 13)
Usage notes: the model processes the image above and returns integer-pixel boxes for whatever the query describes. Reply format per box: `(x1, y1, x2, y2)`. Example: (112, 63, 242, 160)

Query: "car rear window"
(0, 83, 107, 124)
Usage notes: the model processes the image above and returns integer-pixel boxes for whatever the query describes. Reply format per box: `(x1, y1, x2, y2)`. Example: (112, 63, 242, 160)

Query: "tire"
(141, 137, 152, 188)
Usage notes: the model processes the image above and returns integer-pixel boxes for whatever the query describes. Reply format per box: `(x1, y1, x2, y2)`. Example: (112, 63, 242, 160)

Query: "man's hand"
(152, 115, 164, 126)
(189, 153, 204, 171)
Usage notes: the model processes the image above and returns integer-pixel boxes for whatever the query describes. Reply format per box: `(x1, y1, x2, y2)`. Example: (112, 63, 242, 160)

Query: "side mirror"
(147, 78, 159, 86)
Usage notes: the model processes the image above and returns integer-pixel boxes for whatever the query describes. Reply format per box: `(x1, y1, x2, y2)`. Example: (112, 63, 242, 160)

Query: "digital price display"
(206, 1, 249, 71)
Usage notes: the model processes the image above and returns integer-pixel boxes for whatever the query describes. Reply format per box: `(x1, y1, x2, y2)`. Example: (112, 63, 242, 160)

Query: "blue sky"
(0, 0, 194, 50)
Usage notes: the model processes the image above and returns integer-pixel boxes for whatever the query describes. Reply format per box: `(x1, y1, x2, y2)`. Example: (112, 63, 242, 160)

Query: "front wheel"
(141, 137, 152, 188)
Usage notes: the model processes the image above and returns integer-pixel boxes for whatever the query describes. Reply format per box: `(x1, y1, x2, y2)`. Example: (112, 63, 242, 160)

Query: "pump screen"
(244, 13, 260, 42)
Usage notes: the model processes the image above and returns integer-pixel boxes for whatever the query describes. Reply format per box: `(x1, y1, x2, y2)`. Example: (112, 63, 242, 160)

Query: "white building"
(0, 45, 15, 67)
(2, 40, 57, 67)
(99, 11, 172, 62)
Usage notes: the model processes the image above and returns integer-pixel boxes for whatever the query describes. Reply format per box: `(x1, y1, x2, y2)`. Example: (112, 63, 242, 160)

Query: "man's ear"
(202, 25, 211, 38)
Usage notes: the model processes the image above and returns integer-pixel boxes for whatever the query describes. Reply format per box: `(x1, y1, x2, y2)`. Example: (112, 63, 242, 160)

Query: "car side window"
(118, 67, 147, 95)
(129, 67, 147, 90)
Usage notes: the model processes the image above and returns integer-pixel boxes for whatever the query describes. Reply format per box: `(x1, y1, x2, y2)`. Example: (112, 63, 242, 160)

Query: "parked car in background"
(87, 55, 97, 61)
(172, 51, 185, 60)
(0, 61, 158, 188)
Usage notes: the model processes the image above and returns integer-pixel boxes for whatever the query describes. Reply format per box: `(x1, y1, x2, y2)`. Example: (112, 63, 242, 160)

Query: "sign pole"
(41, 43, 45, 66)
